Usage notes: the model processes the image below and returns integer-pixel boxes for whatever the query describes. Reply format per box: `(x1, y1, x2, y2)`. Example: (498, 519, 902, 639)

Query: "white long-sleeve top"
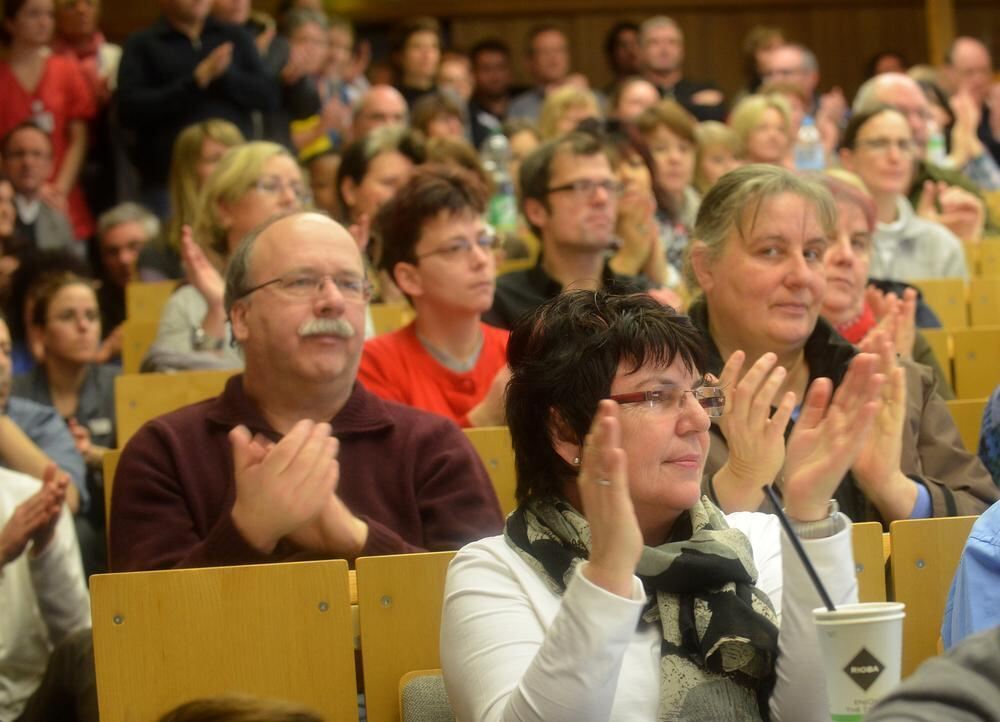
(0, 469, 90, 722)
(441, 511, 857, 722)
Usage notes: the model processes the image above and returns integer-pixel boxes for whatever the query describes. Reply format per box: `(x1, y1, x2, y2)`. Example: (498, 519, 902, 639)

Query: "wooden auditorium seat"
(125, 280, 178, 322)
(852, 521, 888, 603)
(120, 319, 160, 374)
(911, 278, 967, 329)
(945, 398, 988, 453)
(951, 327, 1000, 399)
(462, 425, 516, 517)
(91, 559, 358, 721)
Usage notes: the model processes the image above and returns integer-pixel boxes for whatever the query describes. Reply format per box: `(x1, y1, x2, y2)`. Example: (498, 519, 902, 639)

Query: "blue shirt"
(942, 501, 1000, 648)
(4, 397, 87, 511)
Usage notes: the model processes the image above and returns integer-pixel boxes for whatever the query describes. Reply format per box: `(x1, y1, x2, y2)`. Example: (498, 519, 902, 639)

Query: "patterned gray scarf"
(505, 495, 779, 721)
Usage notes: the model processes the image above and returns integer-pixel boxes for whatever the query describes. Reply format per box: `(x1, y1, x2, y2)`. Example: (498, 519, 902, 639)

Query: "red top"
(359, 322, 509, 427)
(0, 53, 96, 239)
(833, 301, 877, 345)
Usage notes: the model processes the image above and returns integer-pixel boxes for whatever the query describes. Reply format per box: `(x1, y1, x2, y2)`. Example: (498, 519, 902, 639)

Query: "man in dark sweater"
(109, 212, 503, 571)
(117, 0, 279, 214)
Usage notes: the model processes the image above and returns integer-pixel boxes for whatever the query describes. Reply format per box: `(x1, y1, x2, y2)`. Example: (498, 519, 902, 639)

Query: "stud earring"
(572, 457, 580, 466)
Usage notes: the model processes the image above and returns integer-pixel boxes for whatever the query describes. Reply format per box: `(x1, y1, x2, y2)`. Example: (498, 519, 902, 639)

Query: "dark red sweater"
(109, 376, 503, 571)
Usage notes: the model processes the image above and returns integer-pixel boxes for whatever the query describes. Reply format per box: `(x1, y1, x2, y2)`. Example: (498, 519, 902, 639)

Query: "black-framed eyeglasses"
(415, 231, 501, 261)
(236, 271, 372, 303)
(546, 179, 625, 199)
(609, 381, 725, 417)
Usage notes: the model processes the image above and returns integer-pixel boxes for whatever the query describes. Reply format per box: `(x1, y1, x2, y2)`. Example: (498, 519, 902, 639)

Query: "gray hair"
(791, 43, 818, 73)
(852, 72, 919, 114)
(96, 202, 160, 241)
(284, 8, 329, 35)
(639, 15, 681, 44)
(682, 164, 837, 292)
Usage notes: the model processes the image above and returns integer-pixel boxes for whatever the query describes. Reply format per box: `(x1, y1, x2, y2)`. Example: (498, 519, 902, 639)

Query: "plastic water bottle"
(480, 134, 518, 242)
(794, 115, 826, 171)
(926, 120, 950, 167)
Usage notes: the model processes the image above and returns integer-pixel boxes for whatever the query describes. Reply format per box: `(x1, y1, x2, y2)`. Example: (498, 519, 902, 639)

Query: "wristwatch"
(191, 326, 225, 351)
(787, 499, 846, 539)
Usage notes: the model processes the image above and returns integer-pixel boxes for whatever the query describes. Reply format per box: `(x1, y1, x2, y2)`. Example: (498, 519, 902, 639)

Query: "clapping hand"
(0, 464, 68, 567)
(578, 400, 643, 599)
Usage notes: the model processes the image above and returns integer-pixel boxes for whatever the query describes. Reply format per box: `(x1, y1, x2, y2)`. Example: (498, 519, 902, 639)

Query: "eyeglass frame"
(414, 228, 502, 261)
(251, 176, 313, 204)
(546, 178, 625, 199)
(608, 381, 726, 418)
(234, 271, 373, 303)
(854, 137, 917, 155)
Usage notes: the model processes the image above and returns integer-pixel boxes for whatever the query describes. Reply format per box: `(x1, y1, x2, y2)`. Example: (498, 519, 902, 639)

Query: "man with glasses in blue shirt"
(109, 212, 503, 571)
(359, 166, 510, 428)
(484, 131, 649, 330)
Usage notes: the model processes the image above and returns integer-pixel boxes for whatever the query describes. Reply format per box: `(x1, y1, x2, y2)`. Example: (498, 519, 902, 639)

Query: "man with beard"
(484, 131, 649, 330)
(109, 212, 503, 571)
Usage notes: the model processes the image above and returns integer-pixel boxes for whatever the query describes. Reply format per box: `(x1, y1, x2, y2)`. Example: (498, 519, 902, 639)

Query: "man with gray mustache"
(109, 212, 503, 571)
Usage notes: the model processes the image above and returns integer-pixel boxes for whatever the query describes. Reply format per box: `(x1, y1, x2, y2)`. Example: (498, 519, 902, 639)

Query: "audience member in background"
(946, 37, 1000, 164)
(729, 94, 793, 167)
(865, 50, 908, 79)
(505, 120, 541, 196)
(608, 76, 659, 124)
(158, 695, 324, 722)
(0, 0, 96, 242)
(637, 16, 725, 122)
(760, 80, 841, 162)
(853, 72, 989, 235)
(144, 142, 306, 372)
(138, 119, 244, 282)
(390, 16, 441, 107)
(508, 25, 572, 122)
(110, 212, 503, 571)
(350, 84, 408, 141)
(484, 131, 647, 330)
(335, 126, 426, 255)
(602, 127, 672, 291)
(117, 0, 277, 215)
(0, 172, 18, 297)
(0, 305, 85, 514)
(603, 21, 641, 89)
(16, 271, 118, 573)
(318, 14, 355, 107)
(635, 100, 700, 277)
(740, 25, 784, 95)
(683, 164, 996, 522)
(0, 463, 90, 722)
(468, 38, 513, 149)
(303, 148, 340, 218)
(942, 500, 1000, 651)
(360, 166, 509, 428)
(1, 122, 75, 255)
(838, 106, 968, 281)
(816, 171, 953, 398)
(443, 289, 870, 721)
(437, 50, 473, 104)
(273, 9, 335, 157)
(693, 121, 740, 194)
(979, 386, 1000, 484)
(91, 202, 158, 364)
(410, 92, 466, 140)
(53, 0, 122, 219)
(538, 86, 601, 140)
(424, 136, 491, 190)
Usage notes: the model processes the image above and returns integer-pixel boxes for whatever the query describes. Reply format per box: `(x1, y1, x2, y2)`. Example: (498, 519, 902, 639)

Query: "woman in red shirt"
(1, 0, 96, 242)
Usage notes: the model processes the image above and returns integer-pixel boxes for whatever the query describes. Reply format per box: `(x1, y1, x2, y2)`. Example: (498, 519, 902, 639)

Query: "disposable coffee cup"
(812, 602, 905, 722)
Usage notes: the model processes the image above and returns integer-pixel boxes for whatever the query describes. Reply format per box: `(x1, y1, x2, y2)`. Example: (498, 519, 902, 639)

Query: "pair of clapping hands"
(228, 421, 368, 558)
(0, 465, 69, 568)
(579, 330, 909, 598)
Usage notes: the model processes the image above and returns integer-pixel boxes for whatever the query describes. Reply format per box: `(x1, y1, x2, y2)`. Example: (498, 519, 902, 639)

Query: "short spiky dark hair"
(506, 290, 706, 504)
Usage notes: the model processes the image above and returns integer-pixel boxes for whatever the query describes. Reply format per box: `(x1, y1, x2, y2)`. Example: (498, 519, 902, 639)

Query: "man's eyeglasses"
(252, 176, 312, 204)
(415, 232, 501, 261)
(546, 179, 625, 200)
(609, 381, 726, 417)
(856, 138, 916, 155)
(237, 271, 372, 303)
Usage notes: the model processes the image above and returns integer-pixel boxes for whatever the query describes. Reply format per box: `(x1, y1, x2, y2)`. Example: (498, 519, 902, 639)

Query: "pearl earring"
(572, 457, 580, 466)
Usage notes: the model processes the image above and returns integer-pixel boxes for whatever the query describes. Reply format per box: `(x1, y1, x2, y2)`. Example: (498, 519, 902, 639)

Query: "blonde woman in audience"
(143, 142, 307, 371)
(138, 119, 244, 281)
(694, 120, 740, 194)
(729, 93, 793, 167)
(538, 86, 601, 140)
(838, 105, 968, 281)
(635, 99, 700, 277)
(683, 164, 995, 521)
(816, 171, 954, 398)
